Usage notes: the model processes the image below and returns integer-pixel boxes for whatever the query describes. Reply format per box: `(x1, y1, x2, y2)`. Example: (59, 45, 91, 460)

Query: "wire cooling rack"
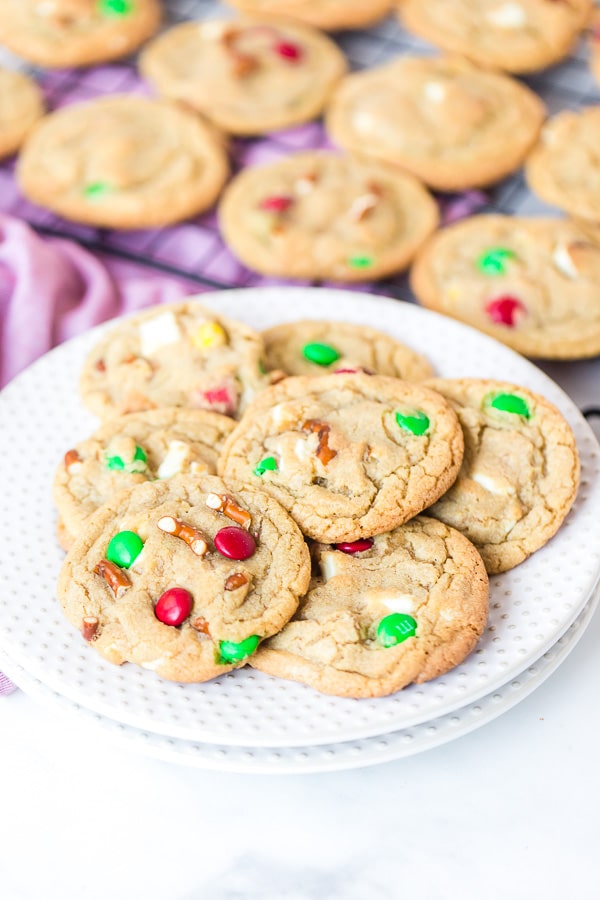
(1, 0, 600, 300)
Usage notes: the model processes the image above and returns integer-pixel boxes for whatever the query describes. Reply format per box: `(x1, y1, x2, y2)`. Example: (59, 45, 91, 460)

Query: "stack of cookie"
(54, 300, 580, 698)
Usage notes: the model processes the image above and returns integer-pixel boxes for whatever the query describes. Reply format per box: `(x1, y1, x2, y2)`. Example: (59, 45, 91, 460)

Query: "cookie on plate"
(398, 0, 592, 74)
(140, 18, 347, 136)
(224, 0, 392, 30)
(58, 476, 311, 682)
(525, 107, 600, 224)
(326, 55, 545, 192)
(79, 300, 269, 420)
(424, 379, 580, 573)
(251, 516, 489, 698)
(54, 408, 236, 550)
(0, 0, 161, 69)
(262, 319, 434, 380)
(219, 151, 439, 282)
(410, 214, 600, 359)
(218, 373, 464, 543)
(0, 67, 44, 160)
(17, 95, 228, 229)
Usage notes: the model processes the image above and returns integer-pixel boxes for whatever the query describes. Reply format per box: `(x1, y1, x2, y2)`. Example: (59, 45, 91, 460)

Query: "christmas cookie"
(218, 373, 464, 543)
(57, 476, 311, 682)
(251, 516, 489, 698)
(79, 300, 269, 420)
(326, 55, 545, 192)
(0, 67, 44, 160)
(218, 151, 439, 282)
(424, 379, 580, 573)
(398, 0, 592, 74)
(0, 0, 161, 69)
(410, 214, 600, 359)
(17, 95, 228, 229)
(54, 408, 236, 550)
(262, 319, 434, 381)
(525, 107, 600, 224)
(140, 18, 347, 136)
(224, 0, 392, 31)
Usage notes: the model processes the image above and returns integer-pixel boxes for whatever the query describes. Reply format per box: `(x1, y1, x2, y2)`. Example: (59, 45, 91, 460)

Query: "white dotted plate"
(1, 288, 599, 748)
(1, 586, 597, 774)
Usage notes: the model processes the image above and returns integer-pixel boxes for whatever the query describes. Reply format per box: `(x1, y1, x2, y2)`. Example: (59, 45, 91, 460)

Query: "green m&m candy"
(348, 254, 374, 270)
(302, 342, 341, 367)
(84, 182, 112, 201)
(254, 456, 278, 477)
(395, 410, 430, 436)
(218, 635, 260, 664)
(97, 0, 134, 17)
(487, 393, 531, 419)
(476, 247, 516, 277)
(377, 613, 417, 648)
(106, 531, 144, 569)
(105, 444, 147, 473)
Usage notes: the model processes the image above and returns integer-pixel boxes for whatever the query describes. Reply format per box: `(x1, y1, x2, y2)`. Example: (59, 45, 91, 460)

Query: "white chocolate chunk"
(319, 550, 344, 582)
(139, 312, 181, 357)
(487, 3, 527, 28)
(424, 81, 446, 103)
(352, 110, 376, 134)
(471, 470, 516, 496)
(157, 440, 192, 479)
(363, 589, 417, 615)
(271, 402, 296, 428)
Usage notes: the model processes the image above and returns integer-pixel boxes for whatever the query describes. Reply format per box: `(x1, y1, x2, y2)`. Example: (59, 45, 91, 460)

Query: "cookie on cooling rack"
(79, 300, 269, 420)
(410, 214, 600, 360)
(17, 95, 228, 229)
(58, 475, 311, 682)
(251, 516, 489, 698)
(218, 151, 439, 282)
(54, 407, 236, 550)
(218, 372, 464, 543)
(223, 0, 392, 30)
(0, 0, 161, 68)
(398, 0, 592, 74)
(424, 379, 580, 574)
(0, 67, 44, 160)
(140, 18, 347, 136)
(326, 55, 545, 192)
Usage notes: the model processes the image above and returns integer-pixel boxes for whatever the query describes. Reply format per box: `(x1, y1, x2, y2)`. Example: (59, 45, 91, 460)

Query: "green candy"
(84, 182, 112, 201)
(488, 393, 531, 419)
(254, 456, 278, 477)
(105, 445, 147, 473)
(218, 635, 260, 664)
(395, 410, 430, 436)
(348, 255, 374, 270)
(97, 0, 134, 17)
(106, 531, 144, 569)
(377, 614, 417, 648)
(302, 342, 341, 367)
(476, 247, 516, 277)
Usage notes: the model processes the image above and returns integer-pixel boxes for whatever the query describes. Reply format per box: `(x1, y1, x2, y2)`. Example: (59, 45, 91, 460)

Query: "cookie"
(218, 373, 464, 543)
(326, 55, 545, 192)
(17, 95, 229, 229)
(57, 475, 311, 682)
(219, 151, 439, 282)
(398, 0, 592, 74)
(54, 408, 236, 550)
(0, 67, 44, 160)
(525, 107, 600, 224)
(590, 12, 600, 85)
(410, 214, 600, 359)
(79, 300, 269, 421)
(250, 516, 489, 698)
(0, 0, 161, 68)
(262, 319, 434, 381)
(140, 18, 347, 136)
(224, 0, 392, 31)
(423, 379, 580, 573)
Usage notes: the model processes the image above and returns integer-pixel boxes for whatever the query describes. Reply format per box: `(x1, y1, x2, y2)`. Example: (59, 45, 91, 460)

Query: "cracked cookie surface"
(410, 214, 600, 359)
(54, 408, 236, 550)
(250, 516, 489, 698)
(398, 0, 592, 73)
(0, 67, 44, 160)
(58, 475, 311, 682)
(218, 373, 464, 543)
(224, 0, 392, 30)
(140, 18, 347, 136)
(326, 56, 545, 192)
(424, 379, 580, 574)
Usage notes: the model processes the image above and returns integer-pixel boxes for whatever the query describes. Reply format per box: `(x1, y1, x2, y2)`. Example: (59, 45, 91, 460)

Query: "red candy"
(155, 588, 192, 627)
(215, 526, 256, 560)
(334, 539, 374, 554)
(275, 41, 303, 62)
(200, 385, 236, 416)
(485, 296, 526, 328)
(260, 195, 293, 213)
(333, 367, 374, 375)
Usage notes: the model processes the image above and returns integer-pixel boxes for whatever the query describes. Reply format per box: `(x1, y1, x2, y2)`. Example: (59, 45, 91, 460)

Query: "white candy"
(157, 441, 191, 479)
(471, 470, 515, 496)
(553, 243, 579, 280)
(424, 81, 446, 103)
(363, 589, 417, 615)
(487, 3, 527, 28)
(138, 312, 182, 357)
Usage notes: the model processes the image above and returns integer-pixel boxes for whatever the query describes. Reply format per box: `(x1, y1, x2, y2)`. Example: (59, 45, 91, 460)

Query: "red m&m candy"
(485, 296, 526, 327)
(334, 539, 374, 554)
(155, 588, 192, 626)
(215, 526, 256, 560)
(275, 41, 303, 62)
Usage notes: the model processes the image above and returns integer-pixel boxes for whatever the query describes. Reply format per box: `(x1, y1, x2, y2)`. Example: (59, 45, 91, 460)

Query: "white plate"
(0, 288, 599, 747)
(1, 585, 597, 774)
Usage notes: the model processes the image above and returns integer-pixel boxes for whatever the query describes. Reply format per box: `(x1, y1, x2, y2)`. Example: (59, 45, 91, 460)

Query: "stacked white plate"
(1, 288, 599, 773)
